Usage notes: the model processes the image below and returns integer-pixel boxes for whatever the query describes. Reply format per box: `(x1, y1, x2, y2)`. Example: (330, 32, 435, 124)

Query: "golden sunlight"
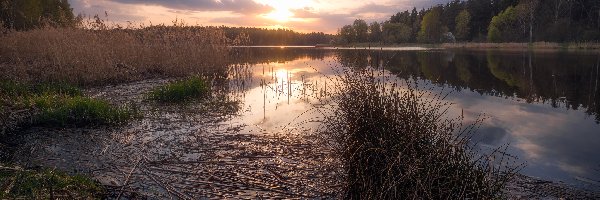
(263, 7, 294, 22)
(257, 0, 314, 23)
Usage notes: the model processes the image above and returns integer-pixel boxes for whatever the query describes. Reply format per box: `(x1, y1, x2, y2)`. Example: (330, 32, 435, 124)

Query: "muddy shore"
(1, 79, 598, 199)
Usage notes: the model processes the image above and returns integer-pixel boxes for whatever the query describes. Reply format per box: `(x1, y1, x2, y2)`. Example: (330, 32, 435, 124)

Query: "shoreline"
(320, 42, 600, 50)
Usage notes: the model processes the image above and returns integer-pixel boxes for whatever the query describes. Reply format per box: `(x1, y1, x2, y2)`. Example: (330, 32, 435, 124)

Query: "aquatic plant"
(149, 76, 210, 103)
(321, 66, 520, 199)
(0, 165, 105, 199)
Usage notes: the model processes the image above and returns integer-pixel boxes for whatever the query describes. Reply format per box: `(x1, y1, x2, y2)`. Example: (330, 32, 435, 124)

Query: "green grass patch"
(149, 76, 210, 103)
(1, 80, 135, 127)
(0, 166, 105, 199)
(0, 80, 82, 97)
(30, 95, 136, 127)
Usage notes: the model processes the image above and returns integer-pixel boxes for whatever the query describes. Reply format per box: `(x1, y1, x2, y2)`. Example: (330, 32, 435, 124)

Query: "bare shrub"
(321, 66, 520, 199)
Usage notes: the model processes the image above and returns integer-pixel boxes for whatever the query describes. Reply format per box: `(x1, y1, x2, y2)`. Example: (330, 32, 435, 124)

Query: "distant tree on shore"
(220, 27, 333, 46)
(454, 10, 471, 41)
(336, 0, 600, 43)
(382, 22, 412, 43)
(418, 7, 447, 43)
(488, 6, 519, 42)
(0, 0, 75, 30)
(353, 19, 369, 43)
(369, 22, 382, 43)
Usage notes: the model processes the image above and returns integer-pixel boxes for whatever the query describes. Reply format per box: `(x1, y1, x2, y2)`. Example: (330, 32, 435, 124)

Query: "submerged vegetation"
(0, 165, 105, 199)
(322, 67, 519, 199)
(149, 76, 211, 103)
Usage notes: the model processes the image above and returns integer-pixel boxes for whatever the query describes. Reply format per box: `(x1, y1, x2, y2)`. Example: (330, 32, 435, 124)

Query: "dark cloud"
(106, 0, 271, 14)
(70, 0, 147, 22)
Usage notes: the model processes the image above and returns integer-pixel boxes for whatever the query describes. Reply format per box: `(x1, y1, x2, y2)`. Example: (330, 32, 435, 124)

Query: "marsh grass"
(149, 76, 210, 103)
(0, 165, 104, 199)
(0, 20, 230, 86)
(321, 66, 519, 199)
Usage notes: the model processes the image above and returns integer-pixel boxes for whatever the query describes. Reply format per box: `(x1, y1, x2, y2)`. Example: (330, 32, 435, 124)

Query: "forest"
(337, 0, 600, 44)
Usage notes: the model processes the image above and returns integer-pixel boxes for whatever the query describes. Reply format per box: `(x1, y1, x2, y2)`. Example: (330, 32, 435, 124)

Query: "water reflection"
(229, 47, 600, 188)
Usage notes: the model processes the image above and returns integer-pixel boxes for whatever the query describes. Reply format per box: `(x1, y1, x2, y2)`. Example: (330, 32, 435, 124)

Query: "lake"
(228, 46, 600, 189)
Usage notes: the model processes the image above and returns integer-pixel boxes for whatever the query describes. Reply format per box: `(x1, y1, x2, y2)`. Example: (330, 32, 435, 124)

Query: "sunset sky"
(69, 0, 448, 33)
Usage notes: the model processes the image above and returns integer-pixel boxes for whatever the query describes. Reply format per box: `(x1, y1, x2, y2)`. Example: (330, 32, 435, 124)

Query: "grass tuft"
(0, 165, 105, 199)
(30, 95, 136, 127)
(149, 77, 210, 103)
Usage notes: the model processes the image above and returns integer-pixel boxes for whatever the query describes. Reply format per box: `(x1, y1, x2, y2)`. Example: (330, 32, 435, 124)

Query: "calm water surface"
(228, 47, 600, 189)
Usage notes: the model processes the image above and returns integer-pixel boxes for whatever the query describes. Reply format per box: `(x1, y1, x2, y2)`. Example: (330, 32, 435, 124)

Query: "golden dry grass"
(0, 23, 230, 86)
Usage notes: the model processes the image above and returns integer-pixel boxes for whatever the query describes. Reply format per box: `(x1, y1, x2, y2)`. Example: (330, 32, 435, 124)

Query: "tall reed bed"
(321, 66, 519, 199)
(0, 20, 230, 86)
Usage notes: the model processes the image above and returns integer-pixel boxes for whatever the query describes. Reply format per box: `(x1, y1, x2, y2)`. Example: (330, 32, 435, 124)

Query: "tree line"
(336, 0, 600, 44)
(220, 27, 333, 46)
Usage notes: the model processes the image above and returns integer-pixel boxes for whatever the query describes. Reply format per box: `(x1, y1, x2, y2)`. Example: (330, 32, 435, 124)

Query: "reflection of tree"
(486, 52, 523, 88)
(228, 48, 329, 65)
(417, 51, 447, 82)
(337, 49, 600, 123)
(335, 50, 370, 69)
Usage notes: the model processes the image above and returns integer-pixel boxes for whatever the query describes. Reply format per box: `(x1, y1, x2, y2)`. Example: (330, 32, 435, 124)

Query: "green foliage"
(149, 76, 210, 103)
(382, 22, 412, 43)
(352, 19, 369, 43)
(418, 7, 447, 43)
(487, 6, 519, 43)
(1, 80, 132, 127)
(338, 0, 600, 43)
(454, 10, 471, 41)
(0, 166, 105, 199)
(368, 22, 382, 42)
(338, 25, 355, 44)
(0, 80, 82, 98)
(0, 0, 75, 30)
(31, 95, 136, 126)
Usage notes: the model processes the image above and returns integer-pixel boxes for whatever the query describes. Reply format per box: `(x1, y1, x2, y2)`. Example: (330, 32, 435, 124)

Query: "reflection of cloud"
(472, 126, 508, 146)
(452, 89, 600, 183)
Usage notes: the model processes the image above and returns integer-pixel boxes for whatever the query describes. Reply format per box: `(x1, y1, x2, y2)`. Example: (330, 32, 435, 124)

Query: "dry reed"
(0, 20, 231, 86)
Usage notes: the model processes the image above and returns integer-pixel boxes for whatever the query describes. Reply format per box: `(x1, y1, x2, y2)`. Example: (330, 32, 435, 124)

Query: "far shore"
(319, 42, 600, 50)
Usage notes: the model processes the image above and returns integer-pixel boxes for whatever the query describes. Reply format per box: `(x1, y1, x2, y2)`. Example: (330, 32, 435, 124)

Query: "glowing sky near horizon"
(69, 0, 448, 33)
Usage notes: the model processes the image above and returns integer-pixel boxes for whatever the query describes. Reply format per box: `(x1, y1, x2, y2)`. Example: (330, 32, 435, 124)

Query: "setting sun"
(263, 7, 294, 22)
(257, 0, 314, 23)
